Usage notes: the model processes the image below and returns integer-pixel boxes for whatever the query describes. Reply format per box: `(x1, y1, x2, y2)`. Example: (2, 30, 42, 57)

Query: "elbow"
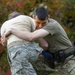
(28, 36, 34, 41)
(28, 38, 33, 41)
(41, 43, 48, 50)
(43, 44, 48, 48)
(26, 33, 36, 41)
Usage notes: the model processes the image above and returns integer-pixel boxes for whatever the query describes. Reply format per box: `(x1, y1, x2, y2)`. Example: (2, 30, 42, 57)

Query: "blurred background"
(0, 0, 75, 75)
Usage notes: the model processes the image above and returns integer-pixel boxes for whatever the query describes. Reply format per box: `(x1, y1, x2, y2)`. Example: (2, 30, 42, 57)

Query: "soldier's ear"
(32, 15, 34, 18)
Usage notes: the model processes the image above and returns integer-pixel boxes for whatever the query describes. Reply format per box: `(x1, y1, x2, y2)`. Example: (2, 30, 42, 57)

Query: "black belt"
(42, 49, 75, 69)
(65, 50, 75, 58)
(55, 49, 75, 63)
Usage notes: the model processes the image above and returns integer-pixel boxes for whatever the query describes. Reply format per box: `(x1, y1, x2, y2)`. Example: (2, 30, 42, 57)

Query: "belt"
(7, 41, 30, 49)
(63, 47, 75, 57)
(65, 50, 75, 58)
(55, 49, 75, 63)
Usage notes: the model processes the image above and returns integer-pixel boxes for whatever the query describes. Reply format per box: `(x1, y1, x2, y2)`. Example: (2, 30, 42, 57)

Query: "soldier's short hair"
(8, 11, 21, 20)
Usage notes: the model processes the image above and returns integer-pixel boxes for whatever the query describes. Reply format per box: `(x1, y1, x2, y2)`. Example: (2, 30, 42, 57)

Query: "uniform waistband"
(7, 41, 30, 49)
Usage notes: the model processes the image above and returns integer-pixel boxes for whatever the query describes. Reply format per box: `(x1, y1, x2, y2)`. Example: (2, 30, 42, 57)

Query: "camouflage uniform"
(42, 19, 75, 75)
(56, 55, 75, 75)
(7, 42, 42, 75)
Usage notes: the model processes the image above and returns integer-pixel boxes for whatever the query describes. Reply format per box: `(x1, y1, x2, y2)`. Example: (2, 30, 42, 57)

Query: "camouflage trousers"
(56, 55, 75, 75)
(7, 42, 43, 75)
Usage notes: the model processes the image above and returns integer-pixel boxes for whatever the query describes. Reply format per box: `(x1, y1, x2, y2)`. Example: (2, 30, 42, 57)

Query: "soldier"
(4, 7, 75, 75)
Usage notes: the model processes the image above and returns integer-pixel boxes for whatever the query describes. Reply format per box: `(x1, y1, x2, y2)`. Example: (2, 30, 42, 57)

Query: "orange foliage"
(52, 0, 64, 8)
(16, 2, 24, 8)
(62, 25, 70, 31)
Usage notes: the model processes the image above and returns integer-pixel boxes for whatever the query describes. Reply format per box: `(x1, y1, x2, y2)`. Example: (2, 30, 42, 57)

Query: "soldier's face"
(34, 16, 48, 29)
